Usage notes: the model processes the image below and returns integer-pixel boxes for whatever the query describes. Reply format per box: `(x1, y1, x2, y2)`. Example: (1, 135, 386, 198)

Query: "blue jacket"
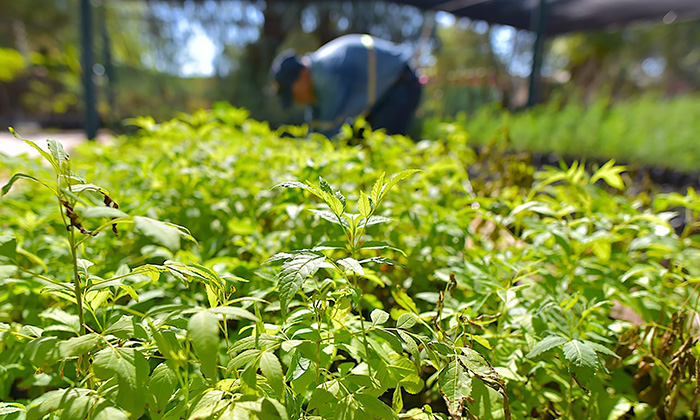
(306, 34, 413, 137)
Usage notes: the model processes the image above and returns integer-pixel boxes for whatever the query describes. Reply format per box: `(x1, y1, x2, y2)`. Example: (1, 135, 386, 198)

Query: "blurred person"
(270, 34, 422, 137)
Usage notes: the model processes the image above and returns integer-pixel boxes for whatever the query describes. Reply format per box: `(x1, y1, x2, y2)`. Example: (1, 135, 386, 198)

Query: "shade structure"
(395, 0, 700, 35)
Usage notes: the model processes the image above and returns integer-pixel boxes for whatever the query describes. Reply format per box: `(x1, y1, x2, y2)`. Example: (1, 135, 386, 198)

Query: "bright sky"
(181, 26, 218, 77)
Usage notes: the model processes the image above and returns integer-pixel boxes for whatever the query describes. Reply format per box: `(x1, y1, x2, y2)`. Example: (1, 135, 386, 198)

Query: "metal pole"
(100, 2, 116, 126)
(80, 0, 98, 140)
(527, 0, 547, 107)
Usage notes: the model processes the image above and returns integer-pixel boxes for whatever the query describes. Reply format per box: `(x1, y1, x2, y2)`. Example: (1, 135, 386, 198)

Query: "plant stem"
(68, 228, 86, 336)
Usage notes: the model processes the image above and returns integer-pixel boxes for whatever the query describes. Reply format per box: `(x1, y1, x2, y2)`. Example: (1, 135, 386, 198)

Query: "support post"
(527, 0, 547, 107)
(80, 0, 98, 140)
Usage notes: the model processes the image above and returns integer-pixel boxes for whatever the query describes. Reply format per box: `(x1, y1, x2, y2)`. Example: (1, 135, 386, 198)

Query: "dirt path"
(0, 129, 111, 158)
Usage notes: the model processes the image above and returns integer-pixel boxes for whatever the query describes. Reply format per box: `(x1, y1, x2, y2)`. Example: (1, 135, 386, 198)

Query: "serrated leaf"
(327, 194, 345, 217)
(392, 289, 418, 314)
(370, 309, 390, 327)
(309, 209, 349, 227)
(459, 347, 494, 377)
(526, 335, 568, 359)
(47, 139, 69, 168)
(370, 172, 386, 203)
(1, 173, 40, 196)
(358, 191, 372, 218)
(359, 240, 406, 255)
(439, 359, 472, 415)
(583, 340, 620, 359)
(273, 181, 311, 190)
(396, 313, 417, 330)
(337, 257, 364, 276)
(562, 339, 598, 371)
(93, 347, 149, 388)
(93, 347, 148, 417)
(228, 349, 261, 371)
(319, 177, 333, 194)
(149, 363, 178, 413)
(386, 169, 420, 193)
(335, 191, 347, 211)
(359, 256, 402, 267)
(188, 390, 228, 420)
(260, 351, 284, 397)
(362, 215, 393, 227)
(277, 253, 326, 313)
(133, 216, 181, 252)
(188, 310, 220, 381)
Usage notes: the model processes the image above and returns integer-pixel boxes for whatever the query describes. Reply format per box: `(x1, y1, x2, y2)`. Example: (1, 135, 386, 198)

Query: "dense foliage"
(425, 94, 700, 173)
(1, 105, 699, 419)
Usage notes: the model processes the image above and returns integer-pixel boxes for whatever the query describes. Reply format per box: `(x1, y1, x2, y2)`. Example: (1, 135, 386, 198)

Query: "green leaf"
(92, 405, 129, 420)
(188, 310, 220, 381)
(260, 351, 285, 397)
(0, 235, 17, 261)
(386, 169, 420, 193)
(188, 390, 228, 420)
(69, 183, 107, 194)
(25, 337, 60, 368)
(309, 209, 349, 227)
(80, 206, 128, 219)
(396, 313, 417, 330)
(319, 177, 333, 194)
(58, 333, 100, 358)
(327, 194, 346, 217)
(92, 347, 149, 418)
(273, 181, 312, 190)
(526, 335, 568, 359)
(277, 253, 326, 313)
(47, 138, 69, 169)
(60, 393, 93, 420)
(149, 363, 178, 413)
(370, 172, 386, 203)
(370, 309, 390, 327)
(209, 306, 259, 322)
(439, 359, 472, 415)
(459, 347, 494, 377)
(335, 191, 347, 211)
(0, 402, 25, 416)
(227, 349, 261, 371)
(337, 257, 364, 276)
(358, 191, 372, 218)
(133, 216, 181, 252)
(359, 240, 406, 256)
(392, 385, 403, 413)
(93, 347, 149, 388)
(355, 394, 398, 420)
(392, 289, 418, 314)
(1, 173, 40, 196)
(591, 159, 626, 190)
(26, 389, 74, 420)
(562, 340, 598, 370)
(10, 128, 59, 172)
(583, 340, 620, 359)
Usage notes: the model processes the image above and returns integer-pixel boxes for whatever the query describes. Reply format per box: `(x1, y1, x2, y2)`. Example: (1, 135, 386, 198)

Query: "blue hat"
(270, 50, 304, 108)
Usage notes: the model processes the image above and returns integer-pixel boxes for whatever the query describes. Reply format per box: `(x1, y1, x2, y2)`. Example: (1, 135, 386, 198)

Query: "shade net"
(397, 0, 700, 35)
